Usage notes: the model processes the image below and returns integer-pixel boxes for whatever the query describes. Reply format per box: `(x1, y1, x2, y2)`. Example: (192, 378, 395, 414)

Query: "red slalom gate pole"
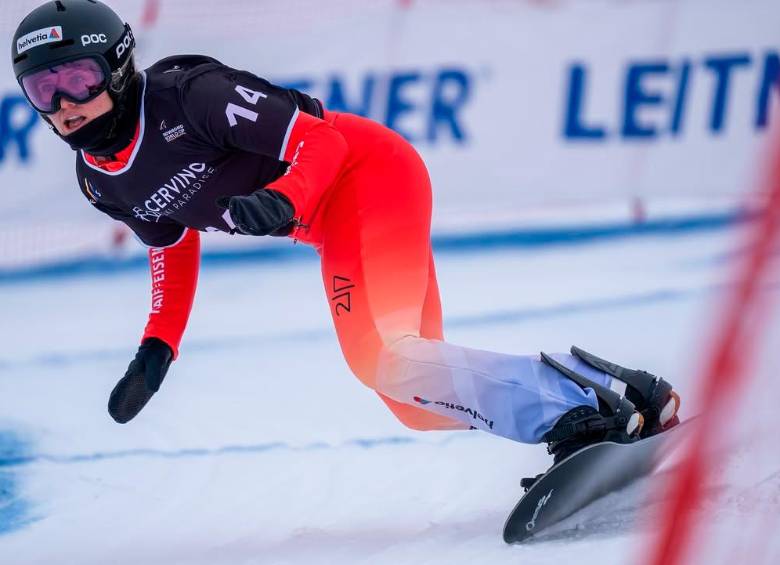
(645, 127, 780, 565)
(141, 0, 160, 29)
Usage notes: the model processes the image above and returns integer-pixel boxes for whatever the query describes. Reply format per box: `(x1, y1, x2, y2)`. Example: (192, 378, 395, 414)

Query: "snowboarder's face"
(48, 91, 113, 136)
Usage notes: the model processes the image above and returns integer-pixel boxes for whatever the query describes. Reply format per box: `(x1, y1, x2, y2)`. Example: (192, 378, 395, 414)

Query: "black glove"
(216, 189, 295, 236)
(108, 338, 173, 424)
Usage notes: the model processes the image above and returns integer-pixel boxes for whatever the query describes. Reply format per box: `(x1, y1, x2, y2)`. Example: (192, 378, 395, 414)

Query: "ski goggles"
(19, 56, 110, 114)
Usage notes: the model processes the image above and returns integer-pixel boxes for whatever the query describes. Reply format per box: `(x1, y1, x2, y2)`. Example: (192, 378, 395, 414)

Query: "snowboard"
(503, 418, 695, 544)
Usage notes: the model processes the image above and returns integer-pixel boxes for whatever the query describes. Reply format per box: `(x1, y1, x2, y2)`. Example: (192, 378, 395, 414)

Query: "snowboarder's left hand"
(108, 338, 173, 424)
(217, 189, 295, 236)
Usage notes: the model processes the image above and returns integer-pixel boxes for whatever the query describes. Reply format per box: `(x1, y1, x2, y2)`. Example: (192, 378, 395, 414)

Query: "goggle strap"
(109, 55, 134, 94)
(105, 24, 135, 71)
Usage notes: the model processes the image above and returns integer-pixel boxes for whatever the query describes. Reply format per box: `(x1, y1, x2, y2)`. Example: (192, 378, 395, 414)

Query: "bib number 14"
(225, 85, 268, 127)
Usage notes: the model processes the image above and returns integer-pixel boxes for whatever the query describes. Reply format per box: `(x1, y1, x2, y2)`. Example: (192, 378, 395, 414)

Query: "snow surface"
(1, 225, 779, 565)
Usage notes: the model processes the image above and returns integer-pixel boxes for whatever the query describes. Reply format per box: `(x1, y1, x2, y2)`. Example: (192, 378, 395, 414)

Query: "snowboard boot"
(520, 402, 644, 491)
(570, 346, 681, 438)
(541, 404, 643, 466)
(520, 352, 645, 491)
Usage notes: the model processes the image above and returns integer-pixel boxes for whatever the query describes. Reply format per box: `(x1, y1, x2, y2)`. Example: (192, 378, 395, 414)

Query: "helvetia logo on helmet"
(16, 26, 63, 54)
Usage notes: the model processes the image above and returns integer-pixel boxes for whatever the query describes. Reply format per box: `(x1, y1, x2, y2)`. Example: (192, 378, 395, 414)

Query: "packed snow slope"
(1, 224, 778, 565)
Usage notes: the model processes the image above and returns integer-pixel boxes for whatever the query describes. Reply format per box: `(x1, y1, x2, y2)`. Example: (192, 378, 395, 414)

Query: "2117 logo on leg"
(331, 275, 355, 317)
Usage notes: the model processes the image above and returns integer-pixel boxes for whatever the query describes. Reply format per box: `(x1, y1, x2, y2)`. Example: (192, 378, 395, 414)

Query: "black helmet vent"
(55, 1, 66, 11)
(49, 39, 75, 50)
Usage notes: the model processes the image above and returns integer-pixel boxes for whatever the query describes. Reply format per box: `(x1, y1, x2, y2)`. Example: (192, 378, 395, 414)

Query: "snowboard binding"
(538, 352, 644, 466)
(521, 348, 682, 491)
(570, 346, 681, 438)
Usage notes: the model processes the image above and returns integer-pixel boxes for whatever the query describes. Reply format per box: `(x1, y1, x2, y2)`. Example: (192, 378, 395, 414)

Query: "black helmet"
(12, 0, 136, 106)
(11, 0, 140, 155)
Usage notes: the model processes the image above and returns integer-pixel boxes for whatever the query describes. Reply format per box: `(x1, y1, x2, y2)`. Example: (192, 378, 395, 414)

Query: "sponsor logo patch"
(150, 248, 166, 313)
(162, 124, 186, 143)
(115, 29, 134, 59)
(526, 489, 554, 532)
(133, 162, 215, 222)
(16, 26, 63, 54)
(413, 396, 494, 429)
(83, 177, 101, 203)
(331, 275, 355, 316)
(81, 33, 107, 46)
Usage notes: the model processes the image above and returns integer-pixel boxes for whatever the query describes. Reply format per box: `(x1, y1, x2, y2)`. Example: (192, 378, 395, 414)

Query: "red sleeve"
(142, 228, 200, 358)
(265, 110, 349, 218)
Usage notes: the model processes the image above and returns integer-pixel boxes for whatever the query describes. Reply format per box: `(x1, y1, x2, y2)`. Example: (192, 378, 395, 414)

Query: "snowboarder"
(12, 0, 680, 462)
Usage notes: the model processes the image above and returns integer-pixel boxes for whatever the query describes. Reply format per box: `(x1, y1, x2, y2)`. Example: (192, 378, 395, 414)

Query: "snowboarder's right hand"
(216, 189, 295, 237)
(108, 338, 173, 424)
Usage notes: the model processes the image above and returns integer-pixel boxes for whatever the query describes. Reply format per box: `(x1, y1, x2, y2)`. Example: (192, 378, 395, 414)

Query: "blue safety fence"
(0, 210, 746, 285)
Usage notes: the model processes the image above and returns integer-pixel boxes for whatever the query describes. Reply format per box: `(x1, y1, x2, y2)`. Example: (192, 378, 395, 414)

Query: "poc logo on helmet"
(81, 33, 107, 46)
(115, 30, 134, 59)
